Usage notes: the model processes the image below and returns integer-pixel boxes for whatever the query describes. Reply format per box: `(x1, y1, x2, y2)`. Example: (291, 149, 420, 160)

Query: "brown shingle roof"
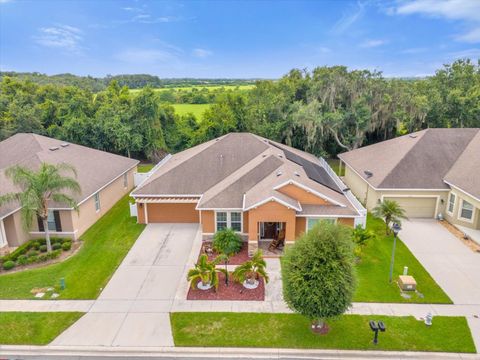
(0, 133, 139, 218)
(133, 133, 363, 216)
(338, 128, 480, 190)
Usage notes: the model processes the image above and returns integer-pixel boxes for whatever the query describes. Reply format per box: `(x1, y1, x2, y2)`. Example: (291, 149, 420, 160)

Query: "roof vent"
(278, 154, 283, 158)
(49, 146, 59, 151)
(262, 154, 267, 158)
(409, 134, 417, 138)
(342, 187, 350, 192)
(60, 143, 69, 147)
(276, 170, 282, 177)
(364, 170, 373, 178)
(294, 171, 300, 177)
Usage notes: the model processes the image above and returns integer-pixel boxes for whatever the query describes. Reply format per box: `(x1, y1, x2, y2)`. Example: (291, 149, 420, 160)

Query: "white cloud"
(192, 48, 212, 58)
(331, 1, 366, 34)
(392, 0, 480, 43)
(359, 39, 388, 48)
(115, 48, 178, 64)
(448, 48, 480, 59)
(34, 25, 83, 53)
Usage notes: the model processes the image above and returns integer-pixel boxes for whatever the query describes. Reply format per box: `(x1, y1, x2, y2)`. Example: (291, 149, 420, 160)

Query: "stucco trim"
(244, 196, 302, 212)
(444, 181, 480, 204)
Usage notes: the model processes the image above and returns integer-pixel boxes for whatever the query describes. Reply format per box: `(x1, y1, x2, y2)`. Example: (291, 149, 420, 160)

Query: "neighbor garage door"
(383, 197, 437, 218)
(147, 203, 199, 223)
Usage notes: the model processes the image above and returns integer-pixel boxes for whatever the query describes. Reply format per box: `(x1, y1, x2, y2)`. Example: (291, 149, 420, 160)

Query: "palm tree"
(0, 163, 81, 252)
(187, 254, 227, 291)
(212, 228, 242, 285)
(372, 200, 408, 235)
(232, 250, 269, 288)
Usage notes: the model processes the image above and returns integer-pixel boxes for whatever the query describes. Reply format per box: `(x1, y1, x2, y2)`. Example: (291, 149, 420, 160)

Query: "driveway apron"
(52, 223, 201, 347)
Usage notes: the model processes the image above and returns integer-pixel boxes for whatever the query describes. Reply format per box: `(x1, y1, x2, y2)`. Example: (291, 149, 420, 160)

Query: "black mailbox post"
(369, 320, 386, 345)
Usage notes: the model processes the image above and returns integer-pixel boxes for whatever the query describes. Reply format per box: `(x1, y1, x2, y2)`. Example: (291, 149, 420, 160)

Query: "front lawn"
(0, 312, 83, 345)
(0, 195, 145, 299)
(171, 312, 475, 353)
(354, 215, 451, 303)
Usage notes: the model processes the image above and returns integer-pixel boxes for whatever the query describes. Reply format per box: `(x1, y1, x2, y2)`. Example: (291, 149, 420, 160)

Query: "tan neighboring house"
(338, 128, 480, 231)
(131, 133, 366, 254)
(0, 133, 139, 248)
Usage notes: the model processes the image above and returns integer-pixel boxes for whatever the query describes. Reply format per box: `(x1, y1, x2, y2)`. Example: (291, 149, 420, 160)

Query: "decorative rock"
(243, 279, 259, 289)
(400, 292, 411, 299)
(51, 293, 60, 298)
(197, 282, 213, 290)
(46, 287, 54, 292)
(35, 292, 45, 298)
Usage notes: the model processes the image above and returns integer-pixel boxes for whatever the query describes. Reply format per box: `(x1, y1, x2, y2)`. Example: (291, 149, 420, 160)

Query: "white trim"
(273, 180, 345, 207)
(343, 162, 450, 192)
(444, 181, 480, 204)
(132, 194, 202, 198)
(77, 163, 138, 207)
(139, 198, 199, 204)
(196, 207, 243, 211)
(458, 198, 475, 224)
(447, 192, 456, 216)
(29, 230, 78, 235)
(0, 219, 7, 248)
(296, 214, 360, 218)
(244, 196, 302, 212)
(214, 210, 243, 233)
(381, 194, 440, 218)
(144, 203, 149, 223)
(135, 154, 172, 189)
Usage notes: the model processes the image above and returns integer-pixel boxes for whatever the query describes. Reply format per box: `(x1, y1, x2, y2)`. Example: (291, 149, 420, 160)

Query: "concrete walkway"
(50, 223, 202, 348)
(400, 219, 480, 305)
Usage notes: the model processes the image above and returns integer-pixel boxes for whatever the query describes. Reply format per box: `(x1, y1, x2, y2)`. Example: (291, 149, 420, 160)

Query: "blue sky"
(1, 0, 479, 78)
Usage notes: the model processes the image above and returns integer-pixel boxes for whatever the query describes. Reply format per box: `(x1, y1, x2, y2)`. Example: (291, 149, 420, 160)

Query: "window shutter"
(37, 216, 45, 232)
(53, 210, 62, 232)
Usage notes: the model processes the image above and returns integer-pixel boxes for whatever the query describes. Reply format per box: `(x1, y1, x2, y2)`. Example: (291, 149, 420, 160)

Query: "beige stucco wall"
(3, 210, 29, 247)
(444, 188, 480, 230)
(343, 166, 370, 204)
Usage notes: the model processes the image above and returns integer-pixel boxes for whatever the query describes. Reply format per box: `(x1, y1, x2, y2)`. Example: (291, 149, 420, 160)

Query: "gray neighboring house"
(338, 128, 480, 231)
(0, 133, 139, 248)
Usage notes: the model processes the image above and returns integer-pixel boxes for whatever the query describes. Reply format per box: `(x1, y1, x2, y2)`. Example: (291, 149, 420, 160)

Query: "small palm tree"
(212, 228, 242, 285)
(187, 254, 227, 291)
(372, 200, 408, 234)
(0, 163, 81, 252)
(232, 250, 269, 288)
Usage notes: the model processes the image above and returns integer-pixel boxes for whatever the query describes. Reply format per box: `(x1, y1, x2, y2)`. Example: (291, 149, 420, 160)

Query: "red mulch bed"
(187, 272, 265, 301)
(199, 241, 250, 265)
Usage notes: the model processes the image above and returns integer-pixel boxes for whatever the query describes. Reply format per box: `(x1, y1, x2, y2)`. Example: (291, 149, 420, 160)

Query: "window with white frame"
(459, 200, 474, 221)
(94, 192, 101, 212)
(123, 173, 128, 188)
(307, 218, 335, 232)
(216, 211, 242, 232)
(447, 193, 456, 214)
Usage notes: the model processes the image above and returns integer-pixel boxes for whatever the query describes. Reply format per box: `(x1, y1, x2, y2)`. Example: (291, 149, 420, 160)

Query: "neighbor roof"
(0, 133, 139, 218)
(133, 133, 362, 217)
(338, 128, 480, 191)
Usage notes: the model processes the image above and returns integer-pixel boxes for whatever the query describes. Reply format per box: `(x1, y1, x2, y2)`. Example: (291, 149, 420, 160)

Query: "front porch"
(249, 221, 287, 257)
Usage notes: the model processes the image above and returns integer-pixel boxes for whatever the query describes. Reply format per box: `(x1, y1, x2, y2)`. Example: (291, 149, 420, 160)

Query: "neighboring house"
(131, 133, 366, 254)
(0, 133, 139, 248)
(338, 128, 480, 231)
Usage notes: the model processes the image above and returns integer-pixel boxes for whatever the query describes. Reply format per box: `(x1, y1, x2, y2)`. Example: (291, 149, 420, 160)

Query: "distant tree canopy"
(0, 59, 479, 161)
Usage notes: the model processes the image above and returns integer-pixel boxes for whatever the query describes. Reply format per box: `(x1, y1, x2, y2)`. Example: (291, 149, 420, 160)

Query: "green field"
(172, 103, 211, 120)
(0, 312, 84, 345)
(171, 313, 475, 353)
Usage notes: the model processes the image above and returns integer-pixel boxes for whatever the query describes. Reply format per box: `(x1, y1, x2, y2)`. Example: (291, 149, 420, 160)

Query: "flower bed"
(200, 241, 250, 265)
(0, 237, 77, 273)
(187, 272, 265, 301)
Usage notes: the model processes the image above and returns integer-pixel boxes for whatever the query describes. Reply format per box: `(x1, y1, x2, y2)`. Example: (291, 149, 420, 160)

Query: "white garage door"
(383, 197, 437, 218)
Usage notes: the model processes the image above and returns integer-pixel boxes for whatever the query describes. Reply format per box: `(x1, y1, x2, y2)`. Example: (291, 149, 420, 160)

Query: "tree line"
(0, 59, 478, 161)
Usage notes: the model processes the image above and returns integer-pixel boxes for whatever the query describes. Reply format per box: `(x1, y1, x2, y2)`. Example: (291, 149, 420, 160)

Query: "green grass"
(137, 163, 154, 173)
(0, 195, 145, 299)
(354, 215, 452, 303)
(171, 312, 475, 353)
(326, 158, 344, 176)
(172, 103, 211, 120)
(0, 312, 84, 345)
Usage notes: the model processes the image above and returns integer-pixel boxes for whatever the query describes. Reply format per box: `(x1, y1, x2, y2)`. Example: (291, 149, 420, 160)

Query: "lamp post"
(389, 222, 401, 283)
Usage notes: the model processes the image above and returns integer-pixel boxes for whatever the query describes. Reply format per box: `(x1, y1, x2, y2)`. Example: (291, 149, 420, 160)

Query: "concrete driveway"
(53, 223, 201, 347)
(400, 219, 480, 305)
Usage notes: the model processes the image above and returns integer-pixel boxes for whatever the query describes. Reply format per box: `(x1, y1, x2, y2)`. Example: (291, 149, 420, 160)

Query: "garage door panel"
(147, 203, 199, 223)
(384, 197, 436, 218)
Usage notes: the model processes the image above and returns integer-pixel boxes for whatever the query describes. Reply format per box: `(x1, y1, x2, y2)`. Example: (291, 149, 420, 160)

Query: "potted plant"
(187, 254, 226, 290)
(232, 250, 269, 289)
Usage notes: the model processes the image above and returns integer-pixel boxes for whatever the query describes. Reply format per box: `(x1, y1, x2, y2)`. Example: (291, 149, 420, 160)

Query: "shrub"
(39, 245, 48, 253)
(52, 243, 62, 250)
(38, 253, 50, 262)
(33, 241, 41, 250)
(17, 255, 28, 266)
(27, 250, 39, 258)
(27, 256, 38, 264)
(212, 228, 242, 256)
(62, 242, 72, 251)
(281, 220, 356, 333)
(3, 260, 15, 271)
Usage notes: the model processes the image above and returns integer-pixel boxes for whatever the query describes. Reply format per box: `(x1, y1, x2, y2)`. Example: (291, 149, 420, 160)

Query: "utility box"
(398, 275, 417, 291)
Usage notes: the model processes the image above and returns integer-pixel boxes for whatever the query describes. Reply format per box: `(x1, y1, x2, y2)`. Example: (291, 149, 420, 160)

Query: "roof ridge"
(443, 128, 480, 181)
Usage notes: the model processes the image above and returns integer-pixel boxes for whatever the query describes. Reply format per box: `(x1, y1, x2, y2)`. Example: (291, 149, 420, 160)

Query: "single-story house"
(0, 133, 139, 248)
(131, 133, 366, 254)
(338, 128, 480, 231)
